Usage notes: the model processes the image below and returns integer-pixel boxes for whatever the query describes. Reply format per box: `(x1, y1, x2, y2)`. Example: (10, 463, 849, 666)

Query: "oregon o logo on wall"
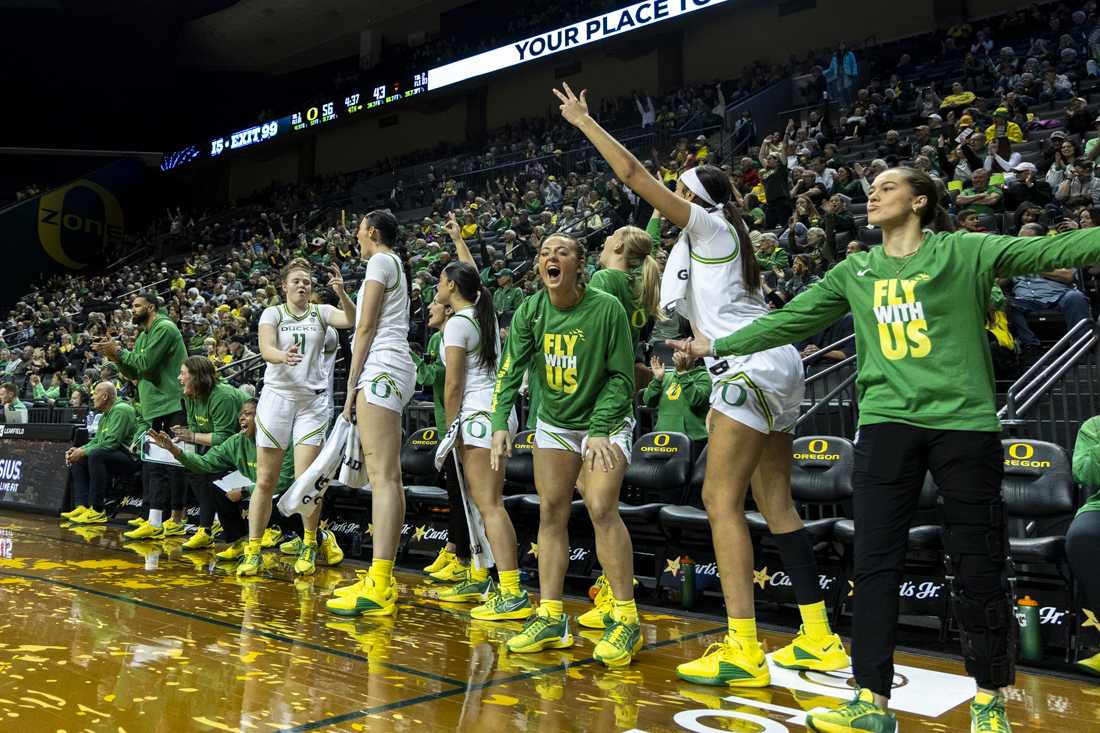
(1005, 442, 1050, 468)
(37, 179, 124, 270)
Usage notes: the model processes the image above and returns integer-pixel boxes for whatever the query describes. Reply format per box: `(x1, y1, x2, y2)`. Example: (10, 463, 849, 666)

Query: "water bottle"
(681, 556, 697, 610)
(1016, 595, 1042, 661)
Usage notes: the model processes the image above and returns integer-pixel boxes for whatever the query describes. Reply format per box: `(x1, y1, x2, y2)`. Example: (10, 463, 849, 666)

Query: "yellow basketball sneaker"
(1076, 650, 1100, 677)
(593, 618, 643, 668)
(61, 505, 89, 520)
(215, 539, 246, 561)
(182, 527, 214, 551)
(326, 574, 397, 617)
(429, 556, 468, 582)
(71, 508, 108, 524)
(236, 552, 262, 577)
(579, 576, 638, 629)
(127, 516, 147, 527)
(294, 542, 318, 575)
(334, 569, 370, 598)
(279, 536, 302, 555)
(423, 547, 456, 574)
(676, 637, 770, 687)
(970, 691, 1012, 733)
(470, 589, 534, 621)
(437, 572, 493, 603)
(773, 626, 851, 672)
(805, 688, 897, 733)
(260, 527, 284, 549)
(160, 518, 186, 537)
(505, 607, 574, 654)
(124, 521, 163, 540)
(319, 530, 344, 566)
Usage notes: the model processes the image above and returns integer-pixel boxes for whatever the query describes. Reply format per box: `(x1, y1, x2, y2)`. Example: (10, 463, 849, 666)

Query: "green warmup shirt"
(641, 366, 712, 442)
(714, 228, 1100, 432)
(117, 315, 187, 420)
(1072, 416, 1100, 516)
(413, 330, 446, 434)
(524, 363, 542, 431)
(84, 401, 137, 454)
(176, 431, 296, 496)
(492, 287, 634, 437)
(184, 382, 247, 447)
(589, 268, 647, 348)
(128, 403, 150, 457)
(493, 286, 525, 315)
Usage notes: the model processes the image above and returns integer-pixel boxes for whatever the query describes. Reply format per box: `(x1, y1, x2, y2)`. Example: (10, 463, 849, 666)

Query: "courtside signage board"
(427, 0, 730, 90)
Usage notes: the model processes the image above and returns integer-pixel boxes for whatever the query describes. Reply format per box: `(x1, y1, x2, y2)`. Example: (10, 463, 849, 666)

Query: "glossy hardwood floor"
(0, 512, 1095, 732)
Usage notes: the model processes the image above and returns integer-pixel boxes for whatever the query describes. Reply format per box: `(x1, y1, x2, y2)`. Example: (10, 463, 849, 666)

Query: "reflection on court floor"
(0, 512, 1095, 732)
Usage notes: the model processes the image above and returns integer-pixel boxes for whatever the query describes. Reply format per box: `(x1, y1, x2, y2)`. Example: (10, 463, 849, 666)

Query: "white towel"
(277, 416, 352, 519)
(435, 417, 495, 571)
(659, 235, 692, 318)
(337, 418, 368, 489)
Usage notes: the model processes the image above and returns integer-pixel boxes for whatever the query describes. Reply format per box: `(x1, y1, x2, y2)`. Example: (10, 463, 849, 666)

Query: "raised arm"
(443, 213, 476, 266)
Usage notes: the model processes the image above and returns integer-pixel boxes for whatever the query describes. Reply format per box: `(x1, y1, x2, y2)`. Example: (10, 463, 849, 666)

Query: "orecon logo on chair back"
(790, 436, 854, 503)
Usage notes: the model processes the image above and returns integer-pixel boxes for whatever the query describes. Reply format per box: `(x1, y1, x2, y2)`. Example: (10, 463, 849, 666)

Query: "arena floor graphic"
(0, 512, 1095, 732)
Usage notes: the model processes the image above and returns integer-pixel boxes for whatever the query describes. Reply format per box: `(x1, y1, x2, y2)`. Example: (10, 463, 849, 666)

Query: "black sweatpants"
(444, 454, 471, 561)
(189, 472, 248, 542)
(852, 423, 1013, 697)
(70, 449, 138, 511)
(145, 410, 188, 512)
(1066, 510, 1100, 646)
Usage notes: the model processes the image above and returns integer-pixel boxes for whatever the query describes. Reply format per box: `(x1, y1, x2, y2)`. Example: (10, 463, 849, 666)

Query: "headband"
(679, 167, 717, 207)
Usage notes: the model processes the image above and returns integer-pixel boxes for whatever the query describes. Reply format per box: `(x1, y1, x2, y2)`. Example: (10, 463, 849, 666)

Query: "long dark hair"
(693, 165, 760, 290)
(894, 167, 954, 231)
(442, 261, 498, 371)
(183, 355, 218, 401)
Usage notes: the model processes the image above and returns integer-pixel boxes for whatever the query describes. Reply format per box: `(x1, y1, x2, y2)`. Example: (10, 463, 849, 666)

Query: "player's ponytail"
(442, 261, 498, 372)
(616, 225, 665, 321)
(694, 164, 761, 292)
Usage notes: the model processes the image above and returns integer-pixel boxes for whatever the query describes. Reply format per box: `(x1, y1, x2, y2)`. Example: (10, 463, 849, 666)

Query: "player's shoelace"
(604, 621, 634, 649)
(973, 695, 1009, 731)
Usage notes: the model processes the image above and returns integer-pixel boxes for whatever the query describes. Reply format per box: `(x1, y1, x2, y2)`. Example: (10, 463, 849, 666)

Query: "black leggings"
(443, 454, 471, 561)
(1066, 510, 1100, 647)
(145, 410, 188, 512)
(189, 472, 248, 542)
(70, 449, 138, 511)
(852, 423, 1013, 697)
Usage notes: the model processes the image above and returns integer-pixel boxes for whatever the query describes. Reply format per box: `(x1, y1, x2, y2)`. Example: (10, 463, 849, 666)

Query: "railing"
(999, 318, 1100, 451)
(23, 405, 89, 424)
(793, 334, 858, 439)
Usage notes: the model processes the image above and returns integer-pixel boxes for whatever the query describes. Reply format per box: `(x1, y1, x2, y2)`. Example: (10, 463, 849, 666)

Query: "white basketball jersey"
(259, 303, 339, 393)
(440, 307, 500, 411)
(353, 251, 411, 359)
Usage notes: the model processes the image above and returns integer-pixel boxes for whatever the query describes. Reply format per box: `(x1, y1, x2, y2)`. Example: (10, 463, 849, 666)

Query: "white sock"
(148, 509, 163, 528)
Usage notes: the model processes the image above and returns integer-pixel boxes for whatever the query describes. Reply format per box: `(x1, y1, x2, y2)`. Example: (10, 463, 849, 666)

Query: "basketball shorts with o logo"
(460, 407, 517, 449)
(534, 416, 635, 464)
(256, 388, 331, 450)
(706, 344, 804, 434)
(356, 354, 416, 415)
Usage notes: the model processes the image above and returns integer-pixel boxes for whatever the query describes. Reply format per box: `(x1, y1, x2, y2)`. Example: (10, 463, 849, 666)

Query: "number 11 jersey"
(259, 303, 341, 393)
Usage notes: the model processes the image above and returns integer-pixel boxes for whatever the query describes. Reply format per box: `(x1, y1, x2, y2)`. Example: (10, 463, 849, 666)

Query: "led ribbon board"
(427, 0, 729, 90)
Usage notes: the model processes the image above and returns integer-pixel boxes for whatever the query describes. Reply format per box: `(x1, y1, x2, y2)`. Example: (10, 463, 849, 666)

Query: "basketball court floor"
(0, 512, 1095, 732)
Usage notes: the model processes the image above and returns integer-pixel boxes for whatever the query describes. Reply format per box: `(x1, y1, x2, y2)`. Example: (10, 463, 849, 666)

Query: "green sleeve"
(33, 383, 47, 400)
(589, 302, 636, 437)
(119, 320, 178, 378)
(208, 389, 243, 447)
(641, 376, 663, 407)
(415, 333, 445, 387)
(645, 216, 662, 250)
(1073, 417, 1100, 488)
(715, 262, 851, 357)
(176, 436, 239, 476)
(774, 249, 790, 269)
(116, 359, 138, 381)
(975, 228, 1100, 278)
(491, 299, 536, 432)
(45, 384, 60, 400)
(680, 367, 713, 407)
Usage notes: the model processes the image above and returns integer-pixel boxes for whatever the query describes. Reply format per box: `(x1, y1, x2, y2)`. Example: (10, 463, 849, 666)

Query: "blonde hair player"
(554, 81, 849, 686)
(233, 258, 355, 576)
(327, 210, 417, 617)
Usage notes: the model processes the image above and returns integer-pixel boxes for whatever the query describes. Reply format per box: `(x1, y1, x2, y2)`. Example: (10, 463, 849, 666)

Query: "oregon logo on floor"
(793, 438, 840, 461)
(640, 433, 679, 453)
(1004, 442, 1050, 468)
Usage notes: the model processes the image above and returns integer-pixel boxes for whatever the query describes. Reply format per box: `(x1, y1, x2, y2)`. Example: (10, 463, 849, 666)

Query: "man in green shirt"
(0, 381, 28, 424)
(61, 382, 138, 524)
(641, 352, 711, 442)
(92, 290, 188, 536)
(492, 269, 524, 321)
(755, 233, 789, 271)
(956, 167, 1004, 215)
(147, 399, 294, 555)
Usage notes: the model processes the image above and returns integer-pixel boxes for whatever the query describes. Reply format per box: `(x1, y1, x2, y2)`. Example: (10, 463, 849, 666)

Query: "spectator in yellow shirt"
(984, 107, 1024, 144)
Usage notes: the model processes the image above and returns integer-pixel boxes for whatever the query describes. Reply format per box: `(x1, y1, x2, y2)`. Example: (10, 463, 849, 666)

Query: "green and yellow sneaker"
(279, 536, 302, 555)
(429, 556, 468, 583)
(470, 589, 534, 621)
(676, 637, 770, 687)
(593, 619, 643, 668)
(127, 516, 147, 527)
(772, 626, 850, 671)
(160, 518, 186, 537)
(215, 539, 246, 561)
(71, 508, 108, 524)
(61, 505, 89, 520)
(805, 688, 897, 733)
(579, 576, 638, 629)
(182, 527, 214, 551)
(970, 691, 1012, 733)
(437, 572, 493, 603)
(1076, 650, 1100, 677)
(423, 547, 456, 574)
(325, 574, 397, 617)
(319, 530, 344, 566)
(260, 526, 284, 549)
(236, 552, 262, 577)
(505, 606, 574, 654)
(294, 543, 318, 575)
